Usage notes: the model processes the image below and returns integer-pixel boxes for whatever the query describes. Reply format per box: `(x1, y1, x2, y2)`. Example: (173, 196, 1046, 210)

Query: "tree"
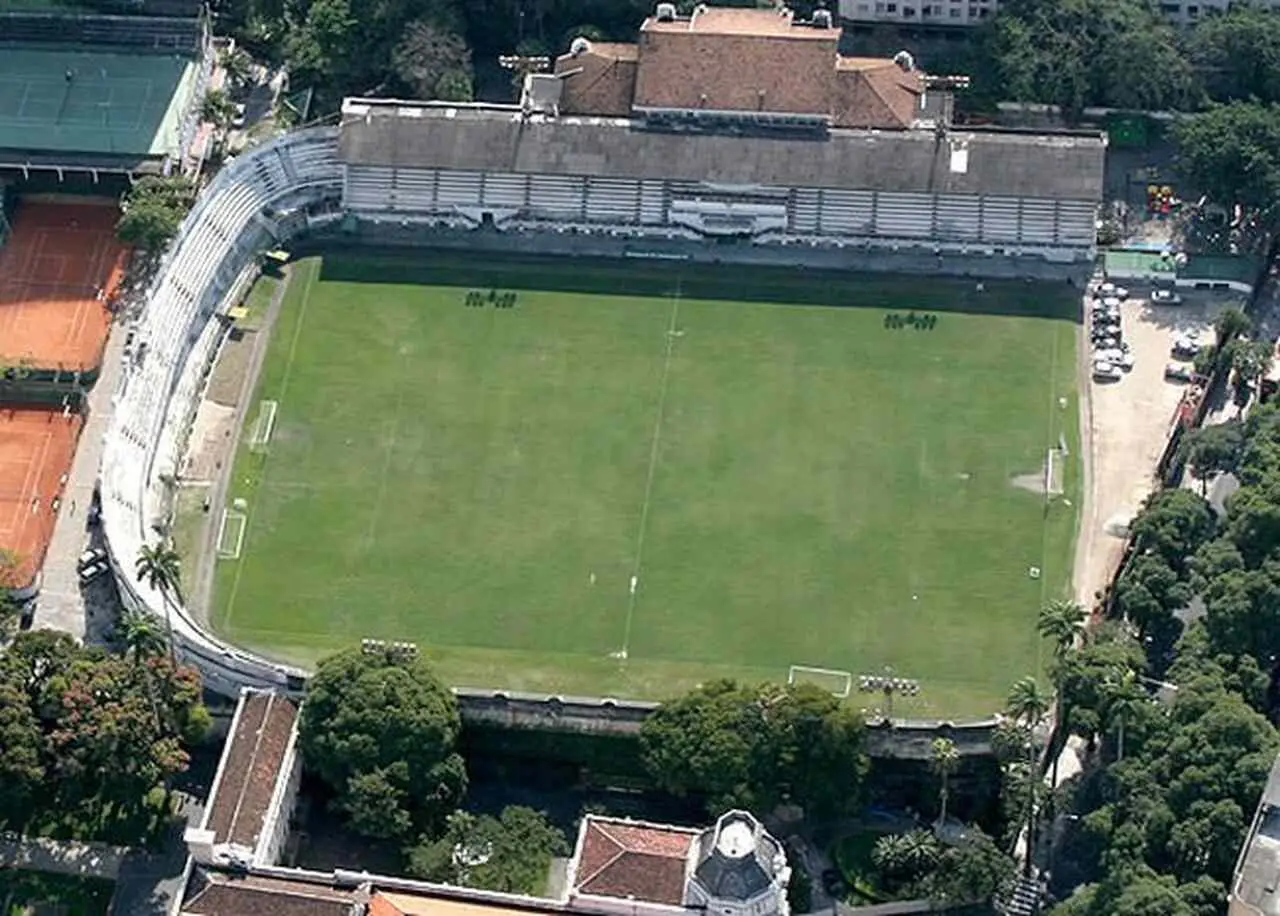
(1186, 7, 1280, 105)
(911, 828, 1017, 907)
(1101, 670, 1145, 761)
(930, 737, 960, 828)
(392, 20, 473, 101)
(1232, 340, 1273, 410)
(640, 679, 869, 819)
(220, 46, 255, 87)
(1006, 676, 1050, 729)
(1127, 488, 1217, 573)
(115, 610, 167, 663)
(974, 0, 1194, 115)
(406, 806, 569, 893)
(200, 88, 238, 130)
(1174, 103, 1280, 233)
(0, 588, 20, 637)
(1038, 598, 1087, 661)
(116, 176, 195, 253)
(135, 541, 182, 664)
(1180, 421, 1243, 495)
(872, 830, 941, 892)
(298, 646, 467, 840)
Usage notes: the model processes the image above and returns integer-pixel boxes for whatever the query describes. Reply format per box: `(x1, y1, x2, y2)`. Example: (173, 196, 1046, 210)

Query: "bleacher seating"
(100, 128, 341, 698)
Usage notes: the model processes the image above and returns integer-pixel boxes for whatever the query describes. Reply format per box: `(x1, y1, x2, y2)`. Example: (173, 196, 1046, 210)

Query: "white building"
(836, 0, 1280, 28)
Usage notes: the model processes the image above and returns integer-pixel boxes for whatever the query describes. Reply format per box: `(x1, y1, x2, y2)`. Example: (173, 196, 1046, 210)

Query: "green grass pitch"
(211, 252, 1080, 719)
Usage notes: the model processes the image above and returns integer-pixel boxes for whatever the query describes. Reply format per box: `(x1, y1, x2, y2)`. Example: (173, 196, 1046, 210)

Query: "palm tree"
(135, 541, 182, 665)
(1005, 676, 1049, 877)
(116, 610, 166, 663)
(1102, 669, 1145, 762)
(930, 737, 960, 830)
(1005, 676, 1050, 730)
(1037, 598, 1087, 661)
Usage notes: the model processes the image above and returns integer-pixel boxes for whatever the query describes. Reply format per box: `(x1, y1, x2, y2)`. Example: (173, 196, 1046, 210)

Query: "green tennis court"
(0, 47, 197, 156)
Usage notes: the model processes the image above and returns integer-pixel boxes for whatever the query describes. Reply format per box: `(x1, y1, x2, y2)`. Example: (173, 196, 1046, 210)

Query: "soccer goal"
(1045, 447, 1065, 498)
(788, 665, 853, 698)
(248, 399, 278, 452)
(216, 509, 247, 559)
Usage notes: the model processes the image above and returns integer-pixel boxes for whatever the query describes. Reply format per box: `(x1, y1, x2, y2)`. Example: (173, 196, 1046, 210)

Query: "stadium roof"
(338, 100, 1107, 202)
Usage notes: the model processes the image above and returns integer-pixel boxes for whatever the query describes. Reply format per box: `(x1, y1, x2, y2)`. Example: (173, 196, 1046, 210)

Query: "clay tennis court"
(0, 201, 128, 372)
(0, 407, 83, 589)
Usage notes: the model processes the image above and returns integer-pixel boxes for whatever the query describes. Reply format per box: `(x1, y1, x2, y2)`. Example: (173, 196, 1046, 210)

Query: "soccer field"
(211, 253, 1079, 719)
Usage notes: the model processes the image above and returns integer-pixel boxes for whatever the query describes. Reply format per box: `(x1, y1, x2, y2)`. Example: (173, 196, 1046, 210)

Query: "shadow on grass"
(311, 248, 1082, 322)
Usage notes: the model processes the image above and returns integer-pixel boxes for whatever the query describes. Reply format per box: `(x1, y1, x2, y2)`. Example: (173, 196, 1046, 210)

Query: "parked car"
(1095, 347, 1135, 371)
(232, 103, 247, 129)
(78, 561, 109, 583)
(1094, 359, 1123, 382)
(1098, 282, 1129, 300)
(1165, 362, 1196, 383)
(1171, 335, 1202, 359)
(1151, 289, 1183, 305)
(78, 548, 106, 570)
(19, 600, 35, 631)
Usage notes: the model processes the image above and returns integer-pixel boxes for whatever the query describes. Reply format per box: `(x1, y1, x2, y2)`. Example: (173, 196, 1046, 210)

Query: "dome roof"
(691, 811, 782, 902)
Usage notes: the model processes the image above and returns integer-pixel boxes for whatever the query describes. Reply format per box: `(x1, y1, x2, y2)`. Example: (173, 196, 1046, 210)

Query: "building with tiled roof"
(184, 688, 303, 869)
(555, 4, 926, 131)
(567, 811, 789, 916)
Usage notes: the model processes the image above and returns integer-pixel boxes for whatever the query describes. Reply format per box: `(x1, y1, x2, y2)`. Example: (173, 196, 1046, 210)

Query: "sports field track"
(209, 252, 1080, 719)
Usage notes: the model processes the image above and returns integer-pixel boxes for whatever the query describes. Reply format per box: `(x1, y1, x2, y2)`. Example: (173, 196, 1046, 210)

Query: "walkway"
(0, 835, 127, 880)
(33, 314, 129, 642)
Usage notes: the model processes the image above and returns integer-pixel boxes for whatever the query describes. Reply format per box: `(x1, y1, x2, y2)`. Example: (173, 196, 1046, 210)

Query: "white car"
(1165, 362, 1196, 383)
(1151, 289, 1182, 305)
(1101, 296, 1123, 309)
(1171, 335, 1202, 359)
(1093, 359, 1123, 382)
(1098, 283, 1129, 300)
(78, 560, 109, 583)
(77, 548, 106, 570)
(1095, 347, 1135, 370)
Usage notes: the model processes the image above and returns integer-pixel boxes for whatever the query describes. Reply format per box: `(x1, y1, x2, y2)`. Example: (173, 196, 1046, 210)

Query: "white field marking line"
(222, 260, 317, 629)
(1036, 324, 1062, 682)
(364, 377, 407, 550)
(619, 284, 682, 657)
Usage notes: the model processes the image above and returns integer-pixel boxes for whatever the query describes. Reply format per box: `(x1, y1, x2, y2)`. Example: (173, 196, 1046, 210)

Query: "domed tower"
(685, 811, 790, 916)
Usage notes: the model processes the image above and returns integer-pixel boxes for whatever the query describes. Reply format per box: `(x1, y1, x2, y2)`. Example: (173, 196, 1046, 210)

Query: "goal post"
(1045, 447, 1065, 498)
(788, 665, 853, 698)
(216, 509, 247, 559)
(248, 399, 278, 452)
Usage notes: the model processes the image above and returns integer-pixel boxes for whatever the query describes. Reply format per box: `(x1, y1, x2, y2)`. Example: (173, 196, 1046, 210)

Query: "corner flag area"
(0, 47, 199, 159)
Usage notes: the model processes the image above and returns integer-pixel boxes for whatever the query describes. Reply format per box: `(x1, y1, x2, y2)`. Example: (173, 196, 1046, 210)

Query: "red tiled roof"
(573, 818, 696, 907)
(832, 57, 923, 128)
(555, 43, 639, 117)
(203, 691, 298, 850)
(633, 10, 838, 117)
(182, 874, 354, 916)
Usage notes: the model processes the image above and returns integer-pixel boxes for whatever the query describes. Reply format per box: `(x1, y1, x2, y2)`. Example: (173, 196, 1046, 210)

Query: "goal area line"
(788, 664, 853, 698)
(216, 509, 247, 559)
(249, 399, 278, 451)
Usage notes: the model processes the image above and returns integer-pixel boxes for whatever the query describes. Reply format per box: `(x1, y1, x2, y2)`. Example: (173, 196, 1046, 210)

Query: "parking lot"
(1074, 282, 1240, 604)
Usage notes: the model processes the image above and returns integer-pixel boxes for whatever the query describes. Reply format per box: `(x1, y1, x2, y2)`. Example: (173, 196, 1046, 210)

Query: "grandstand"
(0, 1, 210, 178)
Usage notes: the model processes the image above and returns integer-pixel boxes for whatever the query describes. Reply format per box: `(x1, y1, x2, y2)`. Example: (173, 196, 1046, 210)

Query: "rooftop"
(181, 872, 356, 916)
(338, 100, 1107, 202)
(570, 816, 698, 907)
(201, 690, 298, 852)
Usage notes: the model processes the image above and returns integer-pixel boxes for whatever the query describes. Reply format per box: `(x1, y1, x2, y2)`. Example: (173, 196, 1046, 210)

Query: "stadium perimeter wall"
(100, 127, 1005, 746)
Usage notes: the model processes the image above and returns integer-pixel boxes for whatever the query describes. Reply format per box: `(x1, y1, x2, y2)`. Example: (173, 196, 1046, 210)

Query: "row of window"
(856, 2, 991, 17)
(844, 0, 1280, 22)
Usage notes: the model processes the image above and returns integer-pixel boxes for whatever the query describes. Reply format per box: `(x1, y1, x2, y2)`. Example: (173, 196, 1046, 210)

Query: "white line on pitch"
(619, 283, 682, 657)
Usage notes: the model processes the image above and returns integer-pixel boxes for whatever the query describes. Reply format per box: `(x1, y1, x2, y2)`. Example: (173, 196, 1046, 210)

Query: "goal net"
(788, 665, 853, 698)
(216, 509, 247, 559)
(248, 399, 278, 452)
(1045, 447, 1065, 498)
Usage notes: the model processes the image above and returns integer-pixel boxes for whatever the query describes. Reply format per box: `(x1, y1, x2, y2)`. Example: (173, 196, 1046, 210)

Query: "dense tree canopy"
(116, 176, 196, 253)
(640, 679, 869, 819)
(1049, 402, 1280, 913)
(298, 646, 467, 840)
(0, 630, 209, 843)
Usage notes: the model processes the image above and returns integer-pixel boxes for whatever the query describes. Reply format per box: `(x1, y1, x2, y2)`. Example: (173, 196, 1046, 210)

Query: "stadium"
(7, 3, 1106, 718)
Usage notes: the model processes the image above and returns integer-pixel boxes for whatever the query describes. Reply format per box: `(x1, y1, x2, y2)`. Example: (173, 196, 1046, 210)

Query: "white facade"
(343, 164, 1096, 261)
(837, 0, 1280, 27)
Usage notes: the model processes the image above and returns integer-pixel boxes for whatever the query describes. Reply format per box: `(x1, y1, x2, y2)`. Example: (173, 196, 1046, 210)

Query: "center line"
(620, 282, 682, 657)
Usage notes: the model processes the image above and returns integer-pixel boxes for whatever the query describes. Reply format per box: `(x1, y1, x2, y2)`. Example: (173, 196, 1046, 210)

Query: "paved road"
(0, 835, 127, 879)
(33, 316, 129, 643)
